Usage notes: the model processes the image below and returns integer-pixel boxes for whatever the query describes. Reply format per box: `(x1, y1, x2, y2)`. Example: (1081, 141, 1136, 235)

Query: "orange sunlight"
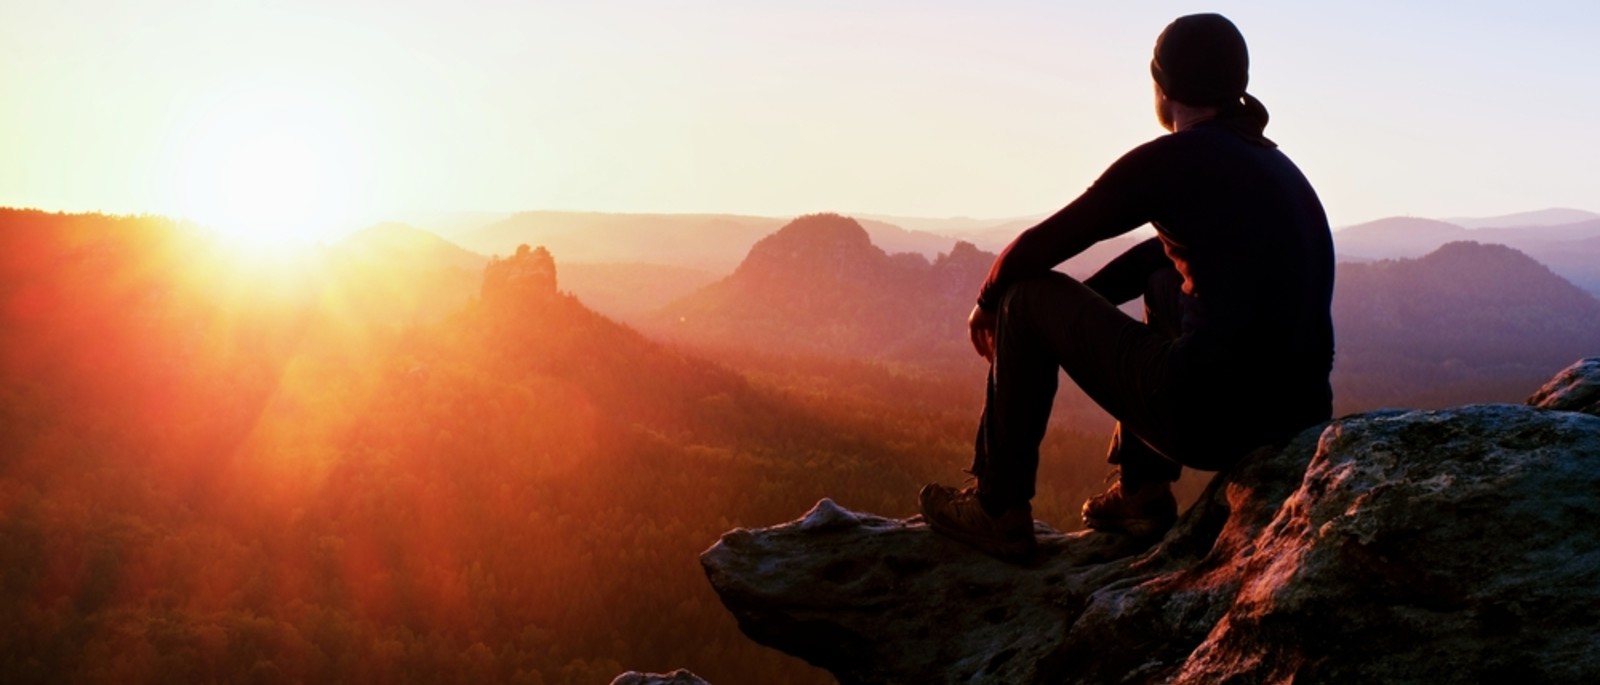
(169, 84, 369, 249)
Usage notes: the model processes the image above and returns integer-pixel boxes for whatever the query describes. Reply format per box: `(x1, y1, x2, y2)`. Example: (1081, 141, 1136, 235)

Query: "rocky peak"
(1421, 240, 1567, 286)
(764, 213, 876, 251)
(654, 218, 997, 364)
(700, 358, 1600, 684)
(732, 214, 888, 286)
(481, 244, 557, 309)
(1363, 241, 1592, 306)
(929, 240, 995, 298)
(935, 240, 989, 268)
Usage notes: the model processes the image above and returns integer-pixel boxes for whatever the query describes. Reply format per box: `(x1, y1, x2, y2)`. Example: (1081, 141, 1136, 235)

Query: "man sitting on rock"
(920, 13, 1335, 561)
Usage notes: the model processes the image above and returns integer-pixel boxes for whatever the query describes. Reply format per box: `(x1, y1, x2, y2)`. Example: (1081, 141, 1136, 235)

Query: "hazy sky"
(2, 0, 1596, 237)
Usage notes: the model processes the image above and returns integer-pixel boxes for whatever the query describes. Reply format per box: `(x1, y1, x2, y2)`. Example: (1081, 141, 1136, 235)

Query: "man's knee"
(999, 272, 1092, 317)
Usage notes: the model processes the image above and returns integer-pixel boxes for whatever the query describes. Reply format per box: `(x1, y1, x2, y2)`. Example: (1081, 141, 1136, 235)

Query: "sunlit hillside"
(0, 209, 1122, 685)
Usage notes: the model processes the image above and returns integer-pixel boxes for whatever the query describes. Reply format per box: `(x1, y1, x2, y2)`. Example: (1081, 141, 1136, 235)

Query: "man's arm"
(974, 143, 1166, 313)
(966, 141, 1167, 360)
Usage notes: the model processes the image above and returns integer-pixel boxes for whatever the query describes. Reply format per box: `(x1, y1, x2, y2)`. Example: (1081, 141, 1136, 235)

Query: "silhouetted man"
(920, 13, 1334, 561)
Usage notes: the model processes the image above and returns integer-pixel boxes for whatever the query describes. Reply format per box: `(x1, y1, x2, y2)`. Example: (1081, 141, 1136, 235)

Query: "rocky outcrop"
(701, 359, 1600, 684)
(732, 213, 889, 287)
(657, 214, 994, 364)
(607, 669, 711, 685)
(481, 244, 558, 310)
(1529, 357, 1600, 413)
(929, 241, 993, 299)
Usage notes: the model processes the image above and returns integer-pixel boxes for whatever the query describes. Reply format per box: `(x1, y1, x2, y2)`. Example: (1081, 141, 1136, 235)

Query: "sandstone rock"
(607, 668, 711, 685)
(1528, 357, 1600, 415)
(703, 374, 1600, 684)
(482, 244, 558, 309)
(1169, 405, 1600, 684)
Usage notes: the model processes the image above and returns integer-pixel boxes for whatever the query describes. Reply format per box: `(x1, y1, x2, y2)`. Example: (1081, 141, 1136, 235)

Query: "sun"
(171, 85, 368, 248)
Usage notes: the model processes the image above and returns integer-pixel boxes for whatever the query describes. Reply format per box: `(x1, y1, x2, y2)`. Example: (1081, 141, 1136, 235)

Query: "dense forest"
(1330, 241, 1600, 410)
(0, 209, 1122, 684)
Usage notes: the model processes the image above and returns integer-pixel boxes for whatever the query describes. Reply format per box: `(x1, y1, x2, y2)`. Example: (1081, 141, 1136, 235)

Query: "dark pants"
(970, 267, 1238, 509)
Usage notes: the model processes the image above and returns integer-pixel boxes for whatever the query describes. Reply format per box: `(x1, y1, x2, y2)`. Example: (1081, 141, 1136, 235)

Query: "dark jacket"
(978, 119, 1334, 420)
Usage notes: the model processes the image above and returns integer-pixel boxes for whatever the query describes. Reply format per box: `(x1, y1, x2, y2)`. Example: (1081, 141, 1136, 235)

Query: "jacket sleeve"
(975, 140, 1167, 312)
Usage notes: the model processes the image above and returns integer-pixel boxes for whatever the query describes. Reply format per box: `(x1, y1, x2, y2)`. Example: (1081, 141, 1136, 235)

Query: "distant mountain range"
(329, 212, 1600, 406)
(622, 212, 1600, 410)
(854, 213, 1043, 246)
(333, 222, 488, 272)
(1331, 240, 1600, 408)
(438, 206, 1600, 296)
(1333, 216, 1600, 295)
(1443, 207, 1600, 229)
(319, 208, 1600, 413)
(456, 211, 959, 271)
(324, 223, 488, 325)
(648, 214, 992, 366)
(557, 262, 720, 320)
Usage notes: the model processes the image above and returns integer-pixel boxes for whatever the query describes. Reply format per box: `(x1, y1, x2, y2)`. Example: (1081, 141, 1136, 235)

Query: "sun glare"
(171, 86, 368, 248)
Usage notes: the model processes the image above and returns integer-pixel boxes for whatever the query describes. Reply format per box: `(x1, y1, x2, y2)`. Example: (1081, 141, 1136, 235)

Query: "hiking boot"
(919, 483, 1037, 563)
(1082, 481, 1178, 538)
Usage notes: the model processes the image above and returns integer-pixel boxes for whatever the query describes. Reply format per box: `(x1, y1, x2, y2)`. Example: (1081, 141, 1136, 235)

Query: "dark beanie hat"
(1151, 13, 1249, 107)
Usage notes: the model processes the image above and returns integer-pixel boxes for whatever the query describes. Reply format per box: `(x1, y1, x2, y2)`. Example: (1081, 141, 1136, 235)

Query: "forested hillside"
(0, 209, 1116, 684)
(1333, 216, 1600, 297)
(1332, 241, 1600, 409)
(5, 210, 1592, 684)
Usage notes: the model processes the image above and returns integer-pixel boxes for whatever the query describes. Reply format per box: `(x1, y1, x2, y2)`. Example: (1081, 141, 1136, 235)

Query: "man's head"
(1150, 13, 1251, 131)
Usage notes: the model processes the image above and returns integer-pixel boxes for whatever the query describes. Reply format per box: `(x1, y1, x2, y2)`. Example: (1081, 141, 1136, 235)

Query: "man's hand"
(968, 304, 997, 362)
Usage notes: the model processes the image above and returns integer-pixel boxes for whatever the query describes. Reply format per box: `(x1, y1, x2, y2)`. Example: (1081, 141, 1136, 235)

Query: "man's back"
(977, 116, 1334, 414)
(1135, 120, 1335, 403)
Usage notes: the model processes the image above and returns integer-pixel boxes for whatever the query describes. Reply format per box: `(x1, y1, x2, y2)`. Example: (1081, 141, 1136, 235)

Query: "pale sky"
(2, 0, 1596, 239)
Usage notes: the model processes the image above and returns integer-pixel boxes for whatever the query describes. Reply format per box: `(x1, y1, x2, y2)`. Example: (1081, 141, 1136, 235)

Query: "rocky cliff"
(700, 359, 1600, 684)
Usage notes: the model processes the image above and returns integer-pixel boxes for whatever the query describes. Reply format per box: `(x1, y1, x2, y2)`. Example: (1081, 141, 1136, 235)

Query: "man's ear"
(1154, 82, 1176, 132)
